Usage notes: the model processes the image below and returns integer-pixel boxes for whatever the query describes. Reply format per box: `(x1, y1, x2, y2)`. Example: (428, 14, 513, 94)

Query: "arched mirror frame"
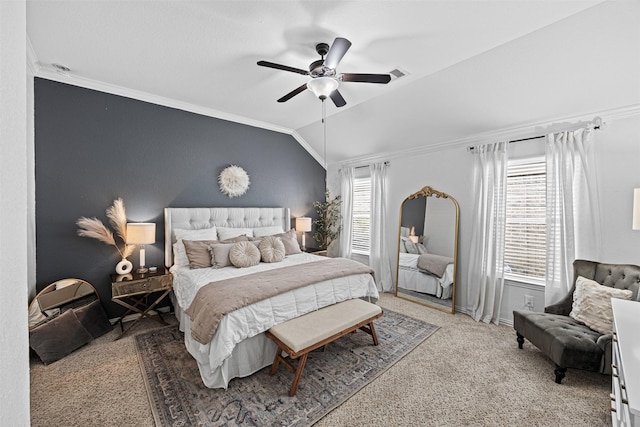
(395, 186, 459, 314)
(28, 278, 99, 329)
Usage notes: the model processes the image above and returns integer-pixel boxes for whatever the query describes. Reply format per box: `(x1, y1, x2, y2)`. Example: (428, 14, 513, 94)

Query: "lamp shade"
(633, 188, 640, 230)
(126, 223, 156, 244)
(296, 217, 312, 232)
(307, 77, 339, 100)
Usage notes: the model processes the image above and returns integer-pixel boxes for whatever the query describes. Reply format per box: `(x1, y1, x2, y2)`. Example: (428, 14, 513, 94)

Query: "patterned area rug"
(135, 309, 439, 427)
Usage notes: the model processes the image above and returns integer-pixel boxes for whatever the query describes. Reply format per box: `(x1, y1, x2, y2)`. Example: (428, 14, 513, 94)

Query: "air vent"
(389, 67, 409, 82)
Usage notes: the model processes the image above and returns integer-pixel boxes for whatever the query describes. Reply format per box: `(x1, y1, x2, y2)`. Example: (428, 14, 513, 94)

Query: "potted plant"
(312, 190, 342, 250)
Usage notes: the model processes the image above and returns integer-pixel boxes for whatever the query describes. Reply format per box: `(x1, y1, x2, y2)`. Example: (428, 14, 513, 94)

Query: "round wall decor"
(219, 165, 250, 198)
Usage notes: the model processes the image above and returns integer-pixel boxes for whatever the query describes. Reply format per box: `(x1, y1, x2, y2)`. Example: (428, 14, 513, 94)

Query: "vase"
(115, 258, 133, 275)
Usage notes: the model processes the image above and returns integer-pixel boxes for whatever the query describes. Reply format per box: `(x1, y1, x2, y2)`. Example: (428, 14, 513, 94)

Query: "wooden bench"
(265, 298, 383, 396)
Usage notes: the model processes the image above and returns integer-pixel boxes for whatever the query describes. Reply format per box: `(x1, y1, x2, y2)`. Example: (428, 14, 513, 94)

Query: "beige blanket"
(185, 258, 375, 344)
(417, 253, 453, 278)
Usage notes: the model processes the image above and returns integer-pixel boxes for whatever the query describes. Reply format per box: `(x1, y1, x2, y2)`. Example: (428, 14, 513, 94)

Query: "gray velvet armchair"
(513, 259, 640, 384)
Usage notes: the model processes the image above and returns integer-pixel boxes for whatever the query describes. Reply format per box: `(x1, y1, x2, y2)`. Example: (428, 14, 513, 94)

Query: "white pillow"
(172, 227, 218, 266)
(217, 227, 254, 241)
(253, 226, 285, 237)
(259, 236, 286, 263)
(229, 241, 261, 268)
(569, 276, 633, 334)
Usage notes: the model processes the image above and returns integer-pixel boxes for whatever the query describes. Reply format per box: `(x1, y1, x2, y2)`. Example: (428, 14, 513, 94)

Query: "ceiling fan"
(257, 37, 391, 108)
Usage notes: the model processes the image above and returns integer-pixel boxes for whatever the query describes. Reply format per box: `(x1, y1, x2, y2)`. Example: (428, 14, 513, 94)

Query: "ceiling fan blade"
(329, 89, 346, 108)
(341, 73, 391, 84)
(324, 37, 352, 69)
(277, 83, 308, 103)
(257, 60, 309, 76)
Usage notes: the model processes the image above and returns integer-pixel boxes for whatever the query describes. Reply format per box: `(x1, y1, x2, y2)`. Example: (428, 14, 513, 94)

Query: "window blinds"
(504, 160, 546, 279)
(351, 177, 371, 254)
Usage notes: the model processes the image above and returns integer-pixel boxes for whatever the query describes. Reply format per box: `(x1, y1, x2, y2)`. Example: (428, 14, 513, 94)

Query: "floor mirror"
(395, 185, 459, 313)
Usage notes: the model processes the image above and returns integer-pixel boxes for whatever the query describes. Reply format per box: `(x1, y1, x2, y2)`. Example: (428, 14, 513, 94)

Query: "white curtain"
(370, 162, 393, 291)
(545, 128, 601, 305)
(467, 142, 508, 324)
(338, 166, 354, 258)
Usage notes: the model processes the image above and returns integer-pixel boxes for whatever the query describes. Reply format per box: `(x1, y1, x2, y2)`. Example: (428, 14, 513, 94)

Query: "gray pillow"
(251, 229, 301, 255)
(259, 236, 286, 263)
(209, 236, 250, 268)
(72, 299, 113, 339)
(183, 239, 218, 269)
(29, 309, 93, 365)
(229, 241, 261, 268)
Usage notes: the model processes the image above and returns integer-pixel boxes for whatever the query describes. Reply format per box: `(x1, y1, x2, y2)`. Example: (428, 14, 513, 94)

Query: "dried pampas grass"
(77, 198, 135, 259)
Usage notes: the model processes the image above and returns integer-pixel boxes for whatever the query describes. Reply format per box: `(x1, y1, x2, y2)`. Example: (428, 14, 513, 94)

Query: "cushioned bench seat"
(266, 298, 383, 396)
(513, 311, 604, 374)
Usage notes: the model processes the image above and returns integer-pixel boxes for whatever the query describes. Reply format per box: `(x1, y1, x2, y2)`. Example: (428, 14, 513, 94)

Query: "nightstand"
(111, 268, 172, 340)
(303, 247, 328, 256)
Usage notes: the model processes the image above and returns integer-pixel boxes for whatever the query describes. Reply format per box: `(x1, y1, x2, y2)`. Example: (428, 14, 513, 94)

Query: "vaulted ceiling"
(27, 1, 639, 165)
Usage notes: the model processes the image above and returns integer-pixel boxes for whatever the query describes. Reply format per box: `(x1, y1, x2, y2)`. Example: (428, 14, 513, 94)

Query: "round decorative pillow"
(229, 241, 261, 268)
(258, 236, 286, 263)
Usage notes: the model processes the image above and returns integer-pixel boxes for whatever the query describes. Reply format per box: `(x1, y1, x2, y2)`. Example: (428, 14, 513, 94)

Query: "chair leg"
(516, 332, 524, 349)
(554, 366, 567, 384)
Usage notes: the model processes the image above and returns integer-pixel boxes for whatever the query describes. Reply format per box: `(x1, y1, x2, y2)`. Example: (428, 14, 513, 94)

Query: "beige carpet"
(30, 294, 612, 426)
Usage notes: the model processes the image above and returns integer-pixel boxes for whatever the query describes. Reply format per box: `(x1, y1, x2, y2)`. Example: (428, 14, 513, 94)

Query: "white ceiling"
(27, 1, 639, 165)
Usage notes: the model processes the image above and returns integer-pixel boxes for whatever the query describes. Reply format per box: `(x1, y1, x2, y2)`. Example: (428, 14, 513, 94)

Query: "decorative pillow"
(29, 309, 94, 365)
(399, 236, 409, 253)
(72, 299, 113, 339)
(400, 226, 410, 238)
(253, 226, 285, 237)
(416, 243, 429, 254)
(209, 236, 250, 268)
(217, 227, 254, 241)
(264, 229, 301, 255)
(229, 241, 261, 268)
(569, 276, 633, 334)
(173, 227, 218, 266)
(183, 239, 218, 269)
(259, 236, 286, 263)
(404, 240, 418, 254)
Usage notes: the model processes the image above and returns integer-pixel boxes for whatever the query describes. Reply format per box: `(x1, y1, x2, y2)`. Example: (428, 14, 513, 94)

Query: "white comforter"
(170, 253, 379, 388)
(398, 252, 454, 289)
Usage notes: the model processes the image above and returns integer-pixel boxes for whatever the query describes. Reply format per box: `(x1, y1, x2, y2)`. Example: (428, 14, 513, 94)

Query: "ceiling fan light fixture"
(307, 77, 339, 100)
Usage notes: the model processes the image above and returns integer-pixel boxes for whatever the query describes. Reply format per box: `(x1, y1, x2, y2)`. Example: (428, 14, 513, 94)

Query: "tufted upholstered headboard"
(164, 207, 291, 267)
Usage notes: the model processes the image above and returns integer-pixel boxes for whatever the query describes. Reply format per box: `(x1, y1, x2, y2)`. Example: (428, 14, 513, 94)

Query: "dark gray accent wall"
(401, 197, 426, 236)
(35, 78, 326, 317)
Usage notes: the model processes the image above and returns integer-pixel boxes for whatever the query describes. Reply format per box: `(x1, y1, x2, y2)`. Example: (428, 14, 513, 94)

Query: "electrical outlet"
(524, 295, 534, 310)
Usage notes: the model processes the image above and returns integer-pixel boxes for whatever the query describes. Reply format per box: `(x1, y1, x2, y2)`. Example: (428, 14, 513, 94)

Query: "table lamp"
(296, 217, 312, 250)
(126, 222, 156, 273)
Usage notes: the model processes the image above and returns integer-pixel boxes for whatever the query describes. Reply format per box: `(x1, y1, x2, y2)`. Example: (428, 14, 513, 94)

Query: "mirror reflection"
(395, 186, 459, 313)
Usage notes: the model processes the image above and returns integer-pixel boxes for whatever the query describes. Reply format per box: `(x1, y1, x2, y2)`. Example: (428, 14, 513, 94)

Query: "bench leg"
(516, 332, 524, 349)
(358, 321, 380, 346)
(270, 347, 283, 376)
(289, 353, 309, 397)
(554, 366, 567, 384)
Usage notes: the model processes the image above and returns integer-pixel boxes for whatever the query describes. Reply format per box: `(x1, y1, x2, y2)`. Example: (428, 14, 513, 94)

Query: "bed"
(397, 252, 454, 299)
(164, 207, 379, 389)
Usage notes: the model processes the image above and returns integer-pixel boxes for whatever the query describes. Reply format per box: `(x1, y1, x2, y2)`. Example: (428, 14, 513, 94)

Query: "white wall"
(0, 0, 31, 425)
(329, 110, 640, 324)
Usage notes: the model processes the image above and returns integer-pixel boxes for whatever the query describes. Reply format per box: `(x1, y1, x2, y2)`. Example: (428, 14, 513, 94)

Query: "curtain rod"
(339, 160, 390, 171)
(467, 120, 602, 152)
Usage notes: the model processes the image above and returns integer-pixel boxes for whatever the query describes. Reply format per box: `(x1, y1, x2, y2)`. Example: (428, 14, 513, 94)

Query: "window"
(351, 176, 371, 255)
(504, 158, 546, 282)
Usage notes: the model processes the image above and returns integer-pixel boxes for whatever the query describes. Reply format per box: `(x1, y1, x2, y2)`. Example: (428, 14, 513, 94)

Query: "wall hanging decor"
(76, 198, 135, 274)
(219, 165, 250, 198)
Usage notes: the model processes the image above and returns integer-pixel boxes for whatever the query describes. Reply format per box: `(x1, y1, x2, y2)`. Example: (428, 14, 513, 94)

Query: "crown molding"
(291, 131, 325, 170)
(333, 103, 640, 169)
(31, 69, 327, 166)
(34, 69, 295, 134)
